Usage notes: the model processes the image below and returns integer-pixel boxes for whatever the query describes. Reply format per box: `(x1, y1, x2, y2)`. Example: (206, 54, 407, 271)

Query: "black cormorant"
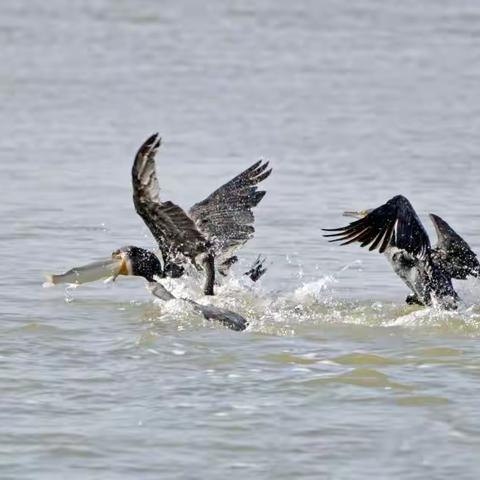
(323, 195, 479, 308)
(129, 133, 271, 295)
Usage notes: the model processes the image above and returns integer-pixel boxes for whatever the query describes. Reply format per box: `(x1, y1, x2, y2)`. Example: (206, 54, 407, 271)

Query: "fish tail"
(42, 273, 58, 287)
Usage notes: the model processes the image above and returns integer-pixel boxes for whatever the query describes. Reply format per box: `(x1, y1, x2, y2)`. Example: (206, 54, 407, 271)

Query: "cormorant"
(323, 195, 479, 308)
(130, 133, 271, 295)
(45, 134, 272, 330)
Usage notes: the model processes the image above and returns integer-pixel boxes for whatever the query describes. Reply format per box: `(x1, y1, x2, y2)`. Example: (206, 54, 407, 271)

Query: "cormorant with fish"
(45, 134, 272, 331)
(127, 133, 271, 295)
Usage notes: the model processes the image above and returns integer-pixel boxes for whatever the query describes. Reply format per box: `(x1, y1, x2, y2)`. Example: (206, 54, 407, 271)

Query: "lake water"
(2, 0, 480, 478)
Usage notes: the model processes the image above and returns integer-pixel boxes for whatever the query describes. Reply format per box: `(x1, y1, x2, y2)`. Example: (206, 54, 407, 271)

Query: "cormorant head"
(111, 246, 164, 282)
(342, 209, 373, 219)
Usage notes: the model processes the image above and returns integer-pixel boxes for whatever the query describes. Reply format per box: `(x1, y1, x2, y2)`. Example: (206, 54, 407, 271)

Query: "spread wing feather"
(132, 133, 207, 260)
(189, 160, 272, 263)
(429, 213, 480, 279)
(323, 195, 430, 257)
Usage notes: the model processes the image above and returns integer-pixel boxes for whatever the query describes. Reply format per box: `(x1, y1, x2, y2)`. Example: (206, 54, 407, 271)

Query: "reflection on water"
(2, 0, 480, 478)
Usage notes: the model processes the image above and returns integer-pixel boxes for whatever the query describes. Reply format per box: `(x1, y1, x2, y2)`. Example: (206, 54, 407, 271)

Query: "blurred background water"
(2, 0, 480, 478)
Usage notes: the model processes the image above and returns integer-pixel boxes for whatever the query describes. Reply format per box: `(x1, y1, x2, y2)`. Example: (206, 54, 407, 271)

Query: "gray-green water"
(2, 0, 480, 478)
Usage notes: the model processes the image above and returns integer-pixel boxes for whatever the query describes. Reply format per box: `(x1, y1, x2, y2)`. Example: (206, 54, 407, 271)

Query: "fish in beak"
(43, 257, 126, 287)
(44, 246, 165, 288)
(110, 246, 164, 282)
(111, 248, 133, 281)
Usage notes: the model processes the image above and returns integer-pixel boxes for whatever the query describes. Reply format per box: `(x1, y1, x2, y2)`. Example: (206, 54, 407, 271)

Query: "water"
(2, 0, 480, 478)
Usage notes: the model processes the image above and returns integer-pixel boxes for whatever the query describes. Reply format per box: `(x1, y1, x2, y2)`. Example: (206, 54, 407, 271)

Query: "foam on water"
(82, 263, 480, 337)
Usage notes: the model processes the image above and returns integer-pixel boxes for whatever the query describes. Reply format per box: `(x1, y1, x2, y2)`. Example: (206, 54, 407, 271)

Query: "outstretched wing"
(323, 195, 430, 257)
(132, 133, 207, 260)
(188, 160, 271, 263)
(429, 213, 480, 279)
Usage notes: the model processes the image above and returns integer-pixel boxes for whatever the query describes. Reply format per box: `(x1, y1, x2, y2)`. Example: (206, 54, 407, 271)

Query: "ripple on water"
(331, 352, 401, 366)
(303, 368, 415, 391)
(262, 353, 318, 365)
(415, 347, 463, 357)
(6, 323, 66, 335)
(395, 396, 450, 407)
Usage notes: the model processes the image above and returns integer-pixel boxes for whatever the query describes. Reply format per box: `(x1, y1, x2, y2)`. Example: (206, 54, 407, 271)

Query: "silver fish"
(44, 258, 125, 287)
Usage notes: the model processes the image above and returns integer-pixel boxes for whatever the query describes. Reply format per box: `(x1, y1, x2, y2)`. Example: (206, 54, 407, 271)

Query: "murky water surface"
(2, 1, 480, 478)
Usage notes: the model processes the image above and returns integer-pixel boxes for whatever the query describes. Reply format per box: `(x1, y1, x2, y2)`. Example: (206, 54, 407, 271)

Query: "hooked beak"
(343, 209, 370, 219)
(111, 250, 131, 281)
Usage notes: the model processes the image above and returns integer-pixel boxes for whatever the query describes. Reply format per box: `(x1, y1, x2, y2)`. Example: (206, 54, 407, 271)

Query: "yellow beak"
(343, 210, 369, 219)
(111, 252, 130, 281)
